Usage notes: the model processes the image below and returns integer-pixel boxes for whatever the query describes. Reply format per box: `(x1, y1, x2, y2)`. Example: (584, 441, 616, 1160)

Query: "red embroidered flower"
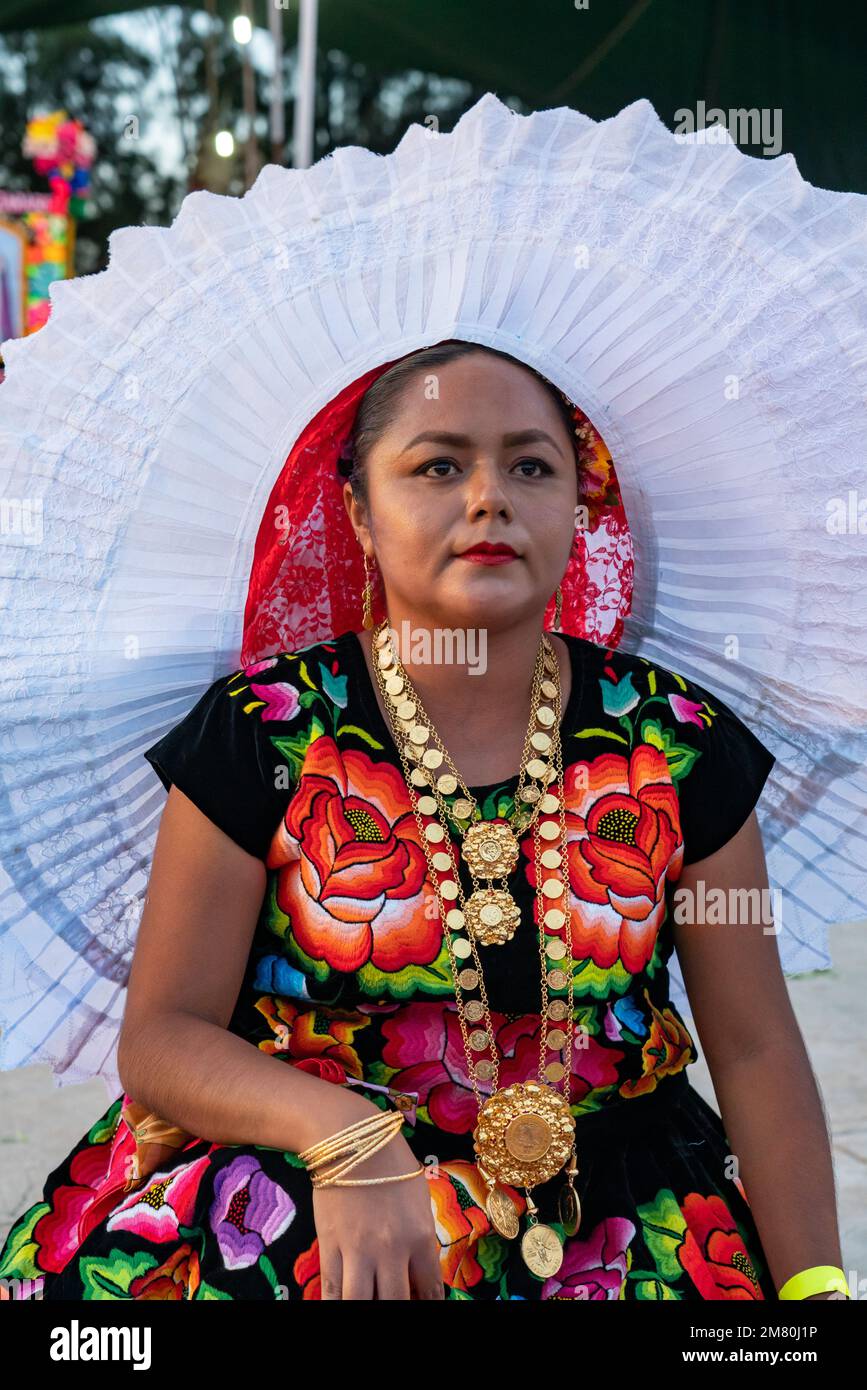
(556, 745, 683, 975)
(679, 1192, 765, 1299)
(267, 737, 441, 975)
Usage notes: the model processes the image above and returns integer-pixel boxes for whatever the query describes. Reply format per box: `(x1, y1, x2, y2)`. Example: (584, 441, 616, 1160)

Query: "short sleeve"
(143, 656, 306, 861)
(665, 671, 776, 866)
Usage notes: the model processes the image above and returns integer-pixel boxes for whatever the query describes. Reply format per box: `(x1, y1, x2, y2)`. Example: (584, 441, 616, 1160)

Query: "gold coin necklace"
(373, 622, 561, 948)
(370, 619, 583, 1276)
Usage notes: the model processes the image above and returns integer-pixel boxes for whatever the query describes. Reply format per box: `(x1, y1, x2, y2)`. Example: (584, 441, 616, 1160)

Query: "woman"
(0, 339, 849, 1300)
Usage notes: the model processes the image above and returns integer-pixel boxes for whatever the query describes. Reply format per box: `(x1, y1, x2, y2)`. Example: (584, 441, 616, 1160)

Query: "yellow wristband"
(778, 1266, 851, 1300)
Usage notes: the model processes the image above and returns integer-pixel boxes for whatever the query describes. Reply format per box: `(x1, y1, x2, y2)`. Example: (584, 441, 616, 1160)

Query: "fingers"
(409, 1240, 447, 1299)
(337, 1253, 376, 1301)
(373, 1261, 413, 1300)
(317, 1240, 343, 1301)
(318, 1241, 445, 1300)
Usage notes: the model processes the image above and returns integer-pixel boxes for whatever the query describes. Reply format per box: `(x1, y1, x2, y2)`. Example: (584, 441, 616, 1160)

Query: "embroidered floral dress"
(0, 628, 778, 1301)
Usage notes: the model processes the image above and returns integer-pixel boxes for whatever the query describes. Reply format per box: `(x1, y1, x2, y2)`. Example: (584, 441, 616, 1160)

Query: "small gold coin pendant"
(558, 1181, 581, 1237)
(521, 1221, 564, 1277)
(486, 1185, 520, 1239)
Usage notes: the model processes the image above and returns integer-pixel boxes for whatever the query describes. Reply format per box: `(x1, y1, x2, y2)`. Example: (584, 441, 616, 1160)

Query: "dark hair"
(337, 340, 580, 511)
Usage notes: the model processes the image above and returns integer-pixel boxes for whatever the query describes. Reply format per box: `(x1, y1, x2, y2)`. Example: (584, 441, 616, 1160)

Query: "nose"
(464, 459, 513, 522)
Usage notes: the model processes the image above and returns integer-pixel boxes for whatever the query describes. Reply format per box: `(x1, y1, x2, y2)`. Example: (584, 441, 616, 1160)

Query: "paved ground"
(2, 919, 864, 1293)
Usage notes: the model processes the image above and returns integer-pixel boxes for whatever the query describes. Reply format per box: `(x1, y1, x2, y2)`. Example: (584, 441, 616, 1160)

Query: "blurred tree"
(0, 12, 494, 276)
(0, 22, 182, 273)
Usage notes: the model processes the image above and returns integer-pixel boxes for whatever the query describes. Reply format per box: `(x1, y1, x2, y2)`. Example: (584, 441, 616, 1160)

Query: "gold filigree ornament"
(370, 616, 582, 1275)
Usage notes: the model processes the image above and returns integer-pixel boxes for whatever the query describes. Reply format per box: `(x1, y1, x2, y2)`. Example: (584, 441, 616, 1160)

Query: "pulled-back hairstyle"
(337, 340, 581, 511)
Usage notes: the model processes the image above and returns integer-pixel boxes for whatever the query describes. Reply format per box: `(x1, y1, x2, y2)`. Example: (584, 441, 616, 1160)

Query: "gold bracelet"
(298, 1110, 404, 1165)
(312, 1163, 426, 1188)
(301, 1120, 405, 1175)
(306, 1116, 407, 1184)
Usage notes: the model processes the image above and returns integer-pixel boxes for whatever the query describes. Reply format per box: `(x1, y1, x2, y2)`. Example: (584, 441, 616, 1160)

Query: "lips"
(457, 543, 519, 563)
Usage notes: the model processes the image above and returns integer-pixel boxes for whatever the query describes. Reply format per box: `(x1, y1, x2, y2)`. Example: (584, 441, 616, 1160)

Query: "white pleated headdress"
(1, 93, 865, 1094)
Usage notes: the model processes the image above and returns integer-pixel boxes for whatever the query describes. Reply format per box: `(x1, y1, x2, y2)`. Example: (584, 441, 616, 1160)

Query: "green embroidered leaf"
(647, 670, 657, 696)
(283, 1150, 307, 1170)
(334, 723, 385, 749)
(664, 744, 701, 780)
(258, 1254, 280, 1292)
(639, 719, 701, 782)
(270, 716, 324, 780)
(79, 1249, 159, 1299)
(635, 1188, 688, 1283)
(630, 1274, 682, 1300)
(355, 952, 456, 999)
(476, 1233, 511, 1282)
(570, 956, 633, 1000)
(0, 1202, 50, 1279)
(195, 1280, 233, 1300)
(572, 728, 629, 745)
(365, 1060, 402, 1089)
(640, 719, 665, 751)
(88, 1097, 123, 1145)
(262, 875, 294, 942)
(572, 1002, 601, 1036)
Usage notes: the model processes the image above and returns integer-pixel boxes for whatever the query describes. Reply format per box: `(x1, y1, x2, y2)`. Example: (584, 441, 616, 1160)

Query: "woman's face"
(344, 352, 579, 633)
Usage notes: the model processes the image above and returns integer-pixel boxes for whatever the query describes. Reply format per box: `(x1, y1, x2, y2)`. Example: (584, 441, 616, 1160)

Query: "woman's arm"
(672, 811, 845, 1300)
(117, 786, 403, 1163)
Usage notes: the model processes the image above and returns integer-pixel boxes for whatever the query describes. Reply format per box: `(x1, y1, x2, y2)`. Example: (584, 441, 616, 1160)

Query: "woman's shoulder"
(562, 630, 730, 712)
(235, 630, 360, 714)
(560, 632, 776, 863)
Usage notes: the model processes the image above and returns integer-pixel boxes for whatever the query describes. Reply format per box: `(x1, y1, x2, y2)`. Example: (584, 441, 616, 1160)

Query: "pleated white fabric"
(1, 93, 865, 1092)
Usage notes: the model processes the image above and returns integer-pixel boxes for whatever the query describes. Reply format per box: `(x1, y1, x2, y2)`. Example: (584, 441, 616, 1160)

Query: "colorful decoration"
(23, 111, 96, 218)
(0, 112, 95, 358)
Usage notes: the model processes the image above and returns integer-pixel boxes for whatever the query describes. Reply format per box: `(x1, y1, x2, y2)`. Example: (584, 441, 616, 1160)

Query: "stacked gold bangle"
(298, 1109, 425, 1188)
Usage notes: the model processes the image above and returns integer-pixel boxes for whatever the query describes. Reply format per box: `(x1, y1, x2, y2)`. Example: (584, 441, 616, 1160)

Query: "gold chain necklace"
(370, 618, 582, 1277)
(373, 625, 561, 947)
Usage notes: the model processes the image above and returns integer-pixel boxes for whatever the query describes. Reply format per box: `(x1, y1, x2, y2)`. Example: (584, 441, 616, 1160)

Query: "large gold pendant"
(464, 887, 521, 945)
(521, 1222, 564, 1277)
(461, 820, 519, 877)
(473, 1081, 575, 1187)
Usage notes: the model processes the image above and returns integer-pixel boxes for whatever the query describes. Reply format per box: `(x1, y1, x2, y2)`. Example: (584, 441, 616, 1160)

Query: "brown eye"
(514, 457, 554, 477)
(417, 458, 459, 477)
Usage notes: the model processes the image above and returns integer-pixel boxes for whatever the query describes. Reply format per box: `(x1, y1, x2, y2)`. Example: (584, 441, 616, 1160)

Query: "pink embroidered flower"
(668, 694, 707, 727)
(28, 1124, 131, 1274)
(248, 680, 301, 721)
(242, 656, 279, 677)
(379, 1002, 625, 1133)
(542, 1216, 636, 1299)
(106, 1155, 212, 1242)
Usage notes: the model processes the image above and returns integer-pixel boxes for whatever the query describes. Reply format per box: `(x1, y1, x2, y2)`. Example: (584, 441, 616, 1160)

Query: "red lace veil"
(241, 345, 633, 667)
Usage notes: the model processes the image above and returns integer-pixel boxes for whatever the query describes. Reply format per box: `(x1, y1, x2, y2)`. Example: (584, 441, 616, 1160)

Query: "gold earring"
(362, 552, 375, 630)
(554, 585, 563, 629)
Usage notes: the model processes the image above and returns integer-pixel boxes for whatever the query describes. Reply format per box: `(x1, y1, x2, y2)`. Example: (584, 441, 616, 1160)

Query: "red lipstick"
(456, 542, 519, 565)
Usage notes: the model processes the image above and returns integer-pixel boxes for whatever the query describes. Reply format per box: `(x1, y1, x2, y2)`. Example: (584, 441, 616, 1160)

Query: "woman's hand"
(311, 1131, 445, 1300)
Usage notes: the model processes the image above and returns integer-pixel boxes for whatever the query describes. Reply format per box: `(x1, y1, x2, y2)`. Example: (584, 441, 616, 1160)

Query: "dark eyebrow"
(400, 429, 567, 458)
